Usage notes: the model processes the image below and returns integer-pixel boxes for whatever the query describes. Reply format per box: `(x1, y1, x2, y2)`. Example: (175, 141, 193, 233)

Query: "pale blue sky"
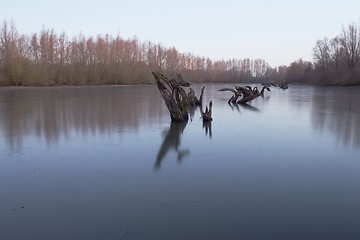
(2, 0, 360, 67)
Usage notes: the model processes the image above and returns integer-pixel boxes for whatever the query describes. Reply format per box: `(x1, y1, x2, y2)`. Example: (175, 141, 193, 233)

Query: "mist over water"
(1, 85, 359, 240)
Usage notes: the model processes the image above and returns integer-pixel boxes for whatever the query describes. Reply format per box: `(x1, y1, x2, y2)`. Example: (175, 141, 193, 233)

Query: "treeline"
(257, 20, 360, 86)
(311, 21, 360, 85)
(0, 21, 279, 86)
(1, 20, 360, 86)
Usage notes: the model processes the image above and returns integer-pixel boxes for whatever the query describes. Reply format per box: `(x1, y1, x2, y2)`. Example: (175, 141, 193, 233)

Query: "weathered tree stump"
(201, 101, 213, 122)
(153, 72, 209, 122)
(188, 86, 205, 106)
(152, 71, 189, 122)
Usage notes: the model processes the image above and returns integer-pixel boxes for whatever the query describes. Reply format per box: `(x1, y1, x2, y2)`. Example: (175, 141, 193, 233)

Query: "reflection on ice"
(0, 86, 166, 152)
(202, 121, 212, 138)
(1, 84, 360, 240)
(0, 85, 360, 154)
(311, 86, 360, 149)
(155, 122, 189, 169)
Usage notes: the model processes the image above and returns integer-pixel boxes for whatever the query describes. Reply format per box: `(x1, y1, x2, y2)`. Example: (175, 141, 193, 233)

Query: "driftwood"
(152, 71, 207, 122)
(218, 87, 241, 103)
(219, 85, 270, 104)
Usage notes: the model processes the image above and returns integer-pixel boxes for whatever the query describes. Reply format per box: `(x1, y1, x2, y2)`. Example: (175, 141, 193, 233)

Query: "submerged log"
(218, 87, 242, 103)
(219, 85, 270, 104)
(152, 71, 189, 122)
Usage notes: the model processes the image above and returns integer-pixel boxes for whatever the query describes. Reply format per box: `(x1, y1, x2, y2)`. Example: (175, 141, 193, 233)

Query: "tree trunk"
(152, 71, 189, 122)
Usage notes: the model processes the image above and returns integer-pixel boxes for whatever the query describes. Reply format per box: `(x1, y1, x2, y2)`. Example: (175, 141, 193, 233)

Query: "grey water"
(0, 84, 359, 240)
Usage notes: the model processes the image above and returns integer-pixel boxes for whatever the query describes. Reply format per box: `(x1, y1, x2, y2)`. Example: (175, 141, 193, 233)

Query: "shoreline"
(1, 82, 360, 88)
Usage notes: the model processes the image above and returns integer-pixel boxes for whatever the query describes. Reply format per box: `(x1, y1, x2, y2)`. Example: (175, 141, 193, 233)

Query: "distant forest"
(0, 20, 359, 86)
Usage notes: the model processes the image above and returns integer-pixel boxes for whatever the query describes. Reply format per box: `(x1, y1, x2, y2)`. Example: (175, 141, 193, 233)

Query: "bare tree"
(340, 22, 360, 69)
(0, 21, 25, 85)
(313, 38, 331, 70)
(329, 37, 344, 69)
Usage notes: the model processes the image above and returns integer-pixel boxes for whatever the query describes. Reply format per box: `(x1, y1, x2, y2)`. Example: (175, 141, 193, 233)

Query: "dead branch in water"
(218, 85, 270, 104)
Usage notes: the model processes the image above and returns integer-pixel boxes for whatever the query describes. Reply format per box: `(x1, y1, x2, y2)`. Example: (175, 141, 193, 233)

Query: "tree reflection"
(0, 86, 166, 152)
(202, 121, 212, 138)
(155, 122, 189, 169)
(228, 102, 241, 113)
(188, 106, 197, 121)
(239, 103, 260, 112)
(311, 87, 360, 149)
(228, 102, 260, 113)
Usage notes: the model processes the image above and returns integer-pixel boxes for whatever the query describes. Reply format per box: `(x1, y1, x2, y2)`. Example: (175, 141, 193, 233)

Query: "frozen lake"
(1, 84, 360, 240)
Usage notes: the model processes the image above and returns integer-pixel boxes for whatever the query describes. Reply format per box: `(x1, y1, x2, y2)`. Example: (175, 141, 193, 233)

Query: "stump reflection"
(155, 122, 189, 169)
